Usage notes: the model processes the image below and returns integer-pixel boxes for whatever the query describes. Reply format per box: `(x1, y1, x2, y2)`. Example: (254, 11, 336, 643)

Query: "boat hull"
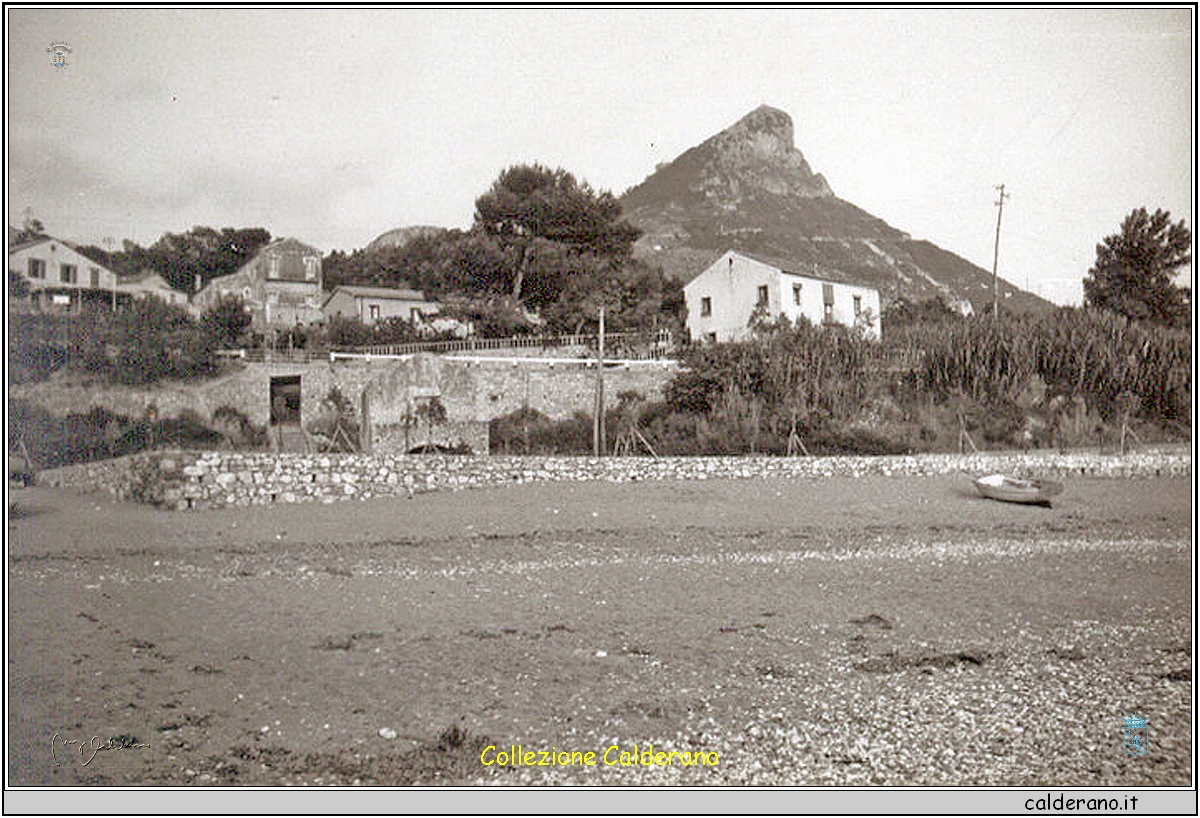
(974, 474, 1063, 506)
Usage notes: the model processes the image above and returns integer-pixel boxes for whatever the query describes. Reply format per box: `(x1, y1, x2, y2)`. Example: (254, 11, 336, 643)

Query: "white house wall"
(685, 250, 882, 342)
(684, 251, 782, 342)
(9, 241, 119, 294)
(777, 272, 881, 339)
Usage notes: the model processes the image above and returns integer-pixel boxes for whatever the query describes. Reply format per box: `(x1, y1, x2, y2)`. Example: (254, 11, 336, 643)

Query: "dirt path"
(7, 475, 1192, 786)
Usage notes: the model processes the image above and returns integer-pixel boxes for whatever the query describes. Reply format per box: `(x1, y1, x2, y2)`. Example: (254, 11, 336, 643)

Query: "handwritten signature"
(51, 733, 149, 766)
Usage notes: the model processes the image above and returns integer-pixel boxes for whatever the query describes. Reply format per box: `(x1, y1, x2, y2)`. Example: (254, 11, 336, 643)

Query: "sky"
(6, 7, 1194, 305)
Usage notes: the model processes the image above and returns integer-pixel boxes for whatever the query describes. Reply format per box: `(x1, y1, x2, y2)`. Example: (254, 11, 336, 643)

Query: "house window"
(853, 295, 862, 316)
(90, 268, 100, 288)
(369, 304, 381, 321)
(410, 307, 423, 323)
(700, 296, 712, 317)
(27, 259, 45, 279)
(706, 332, 717, 343)
(757, 285, 769, 306)
(792, 283, 802, 305)
(304, 257, 318, 281)
(823, 303, 834, 322)
(60, 263, 77, 284)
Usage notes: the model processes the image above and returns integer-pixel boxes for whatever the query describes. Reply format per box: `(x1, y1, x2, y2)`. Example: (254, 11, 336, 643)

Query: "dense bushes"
(490, 305, 1189, 456)
(11, 299, 219, 385)
(8, 399, 263, 470)
(892, 307, 1190, 426)
(489, 407, 593, 455)
(667, 306, 1191, 453)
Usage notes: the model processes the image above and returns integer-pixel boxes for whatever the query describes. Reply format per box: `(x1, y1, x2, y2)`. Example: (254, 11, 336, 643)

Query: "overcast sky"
(6, 7, 1193, 305)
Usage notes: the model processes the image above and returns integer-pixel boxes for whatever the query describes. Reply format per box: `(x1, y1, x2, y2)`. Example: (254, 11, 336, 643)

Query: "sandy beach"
(7, 470, 1192, 786)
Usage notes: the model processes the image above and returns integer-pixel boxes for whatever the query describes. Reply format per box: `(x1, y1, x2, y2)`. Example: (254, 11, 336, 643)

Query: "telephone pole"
(991, 184, 1009, 321)
(593, 306, 606, 457)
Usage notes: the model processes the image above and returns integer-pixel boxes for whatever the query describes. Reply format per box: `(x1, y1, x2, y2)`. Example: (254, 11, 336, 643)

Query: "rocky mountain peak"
(619, 105, 1053, 315)
(695, 104, 834, 200)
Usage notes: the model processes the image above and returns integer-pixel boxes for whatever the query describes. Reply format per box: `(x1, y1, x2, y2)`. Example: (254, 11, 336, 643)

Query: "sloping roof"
(119, 271, 176, 290)
(328, 284, 427, 301)
(730, 249, 865, 288)
(258, 236, 323, 256)
(7, 234, 52, 253)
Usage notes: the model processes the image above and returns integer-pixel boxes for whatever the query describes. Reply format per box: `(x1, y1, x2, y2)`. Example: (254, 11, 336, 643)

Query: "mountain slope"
(620, 105, 1052, 314)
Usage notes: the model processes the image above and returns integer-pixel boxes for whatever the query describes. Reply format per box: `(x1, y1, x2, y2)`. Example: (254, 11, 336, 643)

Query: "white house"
(117, 270, 192, 310)
(8, 234, 121, 313)
(684, 250, 882, 342)
(322, 284, 439, 325)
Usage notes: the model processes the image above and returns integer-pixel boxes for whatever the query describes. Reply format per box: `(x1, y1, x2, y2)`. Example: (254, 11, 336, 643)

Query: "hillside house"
(192, 237, 323, 330)
(684, 250, 881, 342)
(117, 270, 192, 310)
(322, 284, 440, 326)
(8, 234, 121, 313)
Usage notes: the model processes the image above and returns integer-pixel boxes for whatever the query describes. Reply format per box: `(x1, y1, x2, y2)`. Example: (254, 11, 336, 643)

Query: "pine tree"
(1083, 207, 1191, 328)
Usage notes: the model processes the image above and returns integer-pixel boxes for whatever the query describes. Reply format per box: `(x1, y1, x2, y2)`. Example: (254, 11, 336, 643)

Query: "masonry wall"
(11, 355, 679, 455)
(37, 448, 1192, 512)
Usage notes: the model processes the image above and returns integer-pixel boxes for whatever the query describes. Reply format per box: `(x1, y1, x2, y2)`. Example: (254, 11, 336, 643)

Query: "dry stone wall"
(37, 447, 1192, 512)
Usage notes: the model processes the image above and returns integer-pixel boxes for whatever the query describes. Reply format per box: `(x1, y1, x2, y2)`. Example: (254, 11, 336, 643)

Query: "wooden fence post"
(361, 389, 373, 454)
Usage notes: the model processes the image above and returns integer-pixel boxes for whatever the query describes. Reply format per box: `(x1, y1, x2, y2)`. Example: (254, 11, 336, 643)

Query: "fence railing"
(213, 348, 328, 364)
(215, 329, 677, 364)
(353, 329, 676, 359)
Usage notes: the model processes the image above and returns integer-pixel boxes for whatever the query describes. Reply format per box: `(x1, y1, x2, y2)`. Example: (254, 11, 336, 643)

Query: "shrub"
(201, 294, 252, 348)
(211, 406, 269, 448)
(109, 297, 216, 384)
(323, 314, 374, 348)
(306, 386, 361, 451)
(488, 407, 593, 455)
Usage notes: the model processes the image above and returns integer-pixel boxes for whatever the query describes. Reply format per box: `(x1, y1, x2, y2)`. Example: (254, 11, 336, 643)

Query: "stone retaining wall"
(11, 357, 677, 427)
(37, 447, 1192, 511)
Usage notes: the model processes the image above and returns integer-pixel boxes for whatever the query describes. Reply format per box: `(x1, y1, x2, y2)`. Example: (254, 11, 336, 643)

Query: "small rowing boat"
(973, 474, 1063, 506)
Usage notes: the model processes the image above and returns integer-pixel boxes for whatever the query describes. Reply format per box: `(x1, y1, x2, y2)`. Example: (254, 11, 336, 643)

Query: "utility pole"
(104, 236, 116, 312)
(992, 184, 1009, 321)
(593, 306, 606, 457)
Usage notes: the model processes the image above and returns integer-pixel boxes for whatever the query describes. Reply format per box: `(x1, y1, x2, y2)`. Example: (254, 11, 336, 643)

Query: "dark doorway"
(270, 376, 301, 424)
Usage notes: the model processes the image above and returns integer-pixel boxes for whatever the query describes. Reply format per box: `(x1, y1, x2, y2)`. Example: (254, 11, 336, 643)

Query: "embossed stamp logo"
(1122, 714, 1148, 756)
(47, 42, 72, 69)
